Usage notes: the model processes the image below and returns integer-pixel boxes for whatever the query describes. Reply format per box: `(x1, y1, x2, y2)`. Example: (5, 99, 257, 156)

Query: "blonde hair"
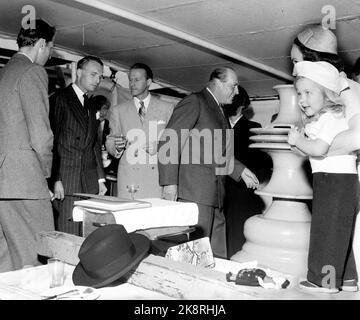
(295, 76, 345, 124)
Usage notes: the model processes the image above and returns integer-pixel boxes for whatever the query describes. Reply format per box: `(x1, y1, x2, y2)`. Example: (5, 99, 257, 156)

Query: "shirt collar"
(206, 87, 220, 106)
(17, 52, 34, 63)
(134, 94, 151, 111)
(229, 114, 243, 128)
(72, 83, 87, 105)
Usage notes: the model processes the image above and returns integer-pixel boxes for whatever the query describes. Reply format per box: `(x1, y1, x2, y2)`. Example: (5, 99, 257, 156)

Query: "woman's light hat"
(297, 25, 337, 54)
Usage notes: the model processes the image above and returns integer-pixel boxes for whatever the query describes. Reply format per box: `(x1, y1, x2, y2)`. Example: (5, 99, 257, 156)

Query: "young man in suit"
(0, 19, 56, 271)
(50, 56, 107, 236)
(158, 67, 259, 258)
(106, 63, 174, 199)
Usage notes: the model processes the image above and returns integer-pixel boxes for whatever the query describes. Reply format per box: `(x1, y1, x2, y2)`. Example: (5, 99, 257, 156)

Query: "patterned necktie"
(138, 100, 146, 123)
(83, 93, 89, 116)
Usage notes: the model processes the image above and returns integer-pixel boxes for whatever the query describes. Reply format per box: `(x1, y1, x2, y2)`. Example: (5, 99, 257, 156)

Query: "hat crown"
(297, 25, 337, 54)
(78, 225, 137, 278)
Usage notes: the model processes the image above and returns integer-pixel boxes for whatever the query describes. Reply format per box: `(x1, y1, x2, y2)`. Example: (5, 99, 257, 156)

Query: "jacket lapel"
(66, 86, 88, 132)
(201, 89, 229, 129)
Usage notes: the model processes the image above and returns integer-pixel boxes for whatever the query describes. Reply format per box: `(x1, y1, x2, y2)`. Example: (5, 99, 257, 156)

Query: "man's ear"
(146, 78, 152, 88)
(35, 38, 46, 49)
(76, 68, 82, 79)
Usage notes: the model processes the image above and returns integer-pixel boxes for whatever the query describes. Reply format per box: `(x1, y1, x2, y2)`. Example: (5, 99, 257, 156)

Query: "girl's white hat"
(293, 61, 348, 94)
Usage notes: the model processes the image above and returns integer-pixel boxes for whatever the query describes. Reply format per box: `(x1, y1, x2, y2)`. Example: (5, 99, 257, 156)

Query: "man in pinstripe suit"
(50, 56, 107, 236)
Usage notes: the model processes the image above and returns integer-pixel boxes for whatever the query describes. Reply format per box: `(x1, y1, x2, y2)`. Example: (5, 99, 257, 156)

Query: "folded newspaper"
(73, 193, 151, 211)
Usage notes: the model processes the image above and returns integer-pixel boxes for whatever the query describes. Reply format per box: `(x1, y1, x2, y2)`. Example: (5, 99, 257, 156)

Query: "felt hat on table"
(72, 224, 150, 288)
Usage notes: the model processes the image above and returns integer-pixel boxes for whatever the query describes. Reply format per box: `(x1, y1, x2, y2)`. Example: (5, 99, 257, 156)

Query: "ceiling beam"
(64, 0, 294, 82)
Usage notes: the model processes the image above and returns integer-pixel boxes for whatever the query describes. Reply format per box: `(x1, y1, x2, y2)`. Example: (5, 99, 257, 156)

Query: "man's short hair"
(129, 63, 153, 80)
(77, 56, 103, 70)
(209, 67, 234, 82)
(90, 95, 110, 111)
(17, 19, 56, 48)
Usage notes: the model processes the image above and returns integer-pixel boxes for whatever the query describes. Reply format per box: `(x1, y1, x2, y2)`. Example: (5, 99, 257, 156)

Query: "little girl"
(288, 61, 360, 293)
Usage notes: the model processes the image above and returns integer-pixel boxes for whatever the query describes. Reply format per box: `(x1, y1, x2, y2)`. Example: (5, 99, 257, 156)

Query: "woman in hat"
(288, 61, 359, 293)
(290, 23, 360, 289)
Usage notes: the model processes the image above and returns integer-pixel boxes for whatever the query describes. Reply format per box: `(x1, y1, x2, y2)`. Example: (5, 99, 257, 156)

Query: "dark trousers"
(307, 173, 360, 288)
(184, 200, 227, 259)
(224, 179, 266, 258)
(53, 196, 82, 236)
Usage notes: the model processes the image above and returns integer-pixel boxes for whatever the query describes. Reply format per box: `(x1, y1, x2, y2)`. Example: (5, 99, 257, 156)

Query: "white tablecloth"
(72, 198, 198, 233)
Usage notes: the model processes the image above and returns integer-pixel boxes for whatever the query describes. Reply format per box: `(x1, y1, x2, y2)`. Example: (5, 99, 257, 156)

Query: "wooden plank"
(36, 231, 84, 266)
(122, 255, 257, 299)
(35, 231, 258, 299)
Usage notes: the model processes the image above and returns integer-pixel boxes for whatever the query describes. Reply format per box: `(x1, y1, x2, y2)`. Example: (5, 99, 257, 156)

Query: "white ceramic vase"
(231, 84, 312, 277)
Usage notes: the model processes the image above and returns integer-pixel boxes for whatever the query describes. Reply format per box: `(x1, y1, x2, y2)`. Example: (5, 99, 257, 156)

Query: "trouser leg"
(0, 199, 54, 272)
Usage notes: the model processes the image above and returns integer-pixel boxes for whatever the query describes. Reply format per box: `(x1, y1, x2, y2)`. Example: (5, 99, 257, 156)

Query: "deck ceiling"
(0, 0, 360, 97)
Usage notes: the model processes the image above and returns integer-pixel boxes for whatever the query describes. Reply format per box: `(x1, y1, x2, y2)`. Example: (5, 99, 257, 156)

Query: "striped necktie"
(138, 100, 146, 123)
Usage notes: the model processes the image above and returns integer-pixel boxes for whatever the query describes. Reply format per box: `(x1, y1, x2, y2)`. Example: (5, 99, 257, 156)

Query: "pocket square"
(157, 120, 166, 125)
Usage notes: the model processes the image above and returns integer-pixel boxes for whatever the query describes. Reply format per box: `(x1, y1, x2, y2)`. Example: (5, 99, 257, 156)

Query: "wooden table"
(0, 263, 172, 300)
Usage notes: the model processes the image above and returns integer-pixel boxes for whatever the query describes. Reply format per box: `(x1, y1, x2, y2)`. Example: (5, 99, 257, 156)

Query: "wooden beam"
(35, 231, 258, 299)
(36, 231, 84, 266)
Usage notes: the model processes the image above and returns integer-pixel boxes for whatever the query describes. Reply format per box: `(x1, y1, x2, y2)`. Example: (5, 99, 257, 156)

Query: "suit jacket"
(158, 88, 245, 208)
(106, 95, 174, 198)
(49, 85, 105, 195)
(0, 53, 53, 199)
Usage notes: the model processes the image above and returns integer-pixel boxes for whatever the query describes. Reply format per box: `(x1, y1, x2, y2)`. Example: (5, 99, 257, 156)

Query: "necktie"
(83, 93, 89, 116)
(138, 100, 146, 123)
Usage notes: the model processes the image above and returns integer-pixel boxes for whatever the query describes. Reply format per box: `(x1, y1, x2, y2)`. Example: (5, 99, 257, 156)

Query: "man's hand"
(49, 189, 55, 202)
(162, 185, 178, 201)
(98, 181, 107, 196)
(114, 135, 127, 153)
(241, 168, 259, 189)
(54, 181, 65, 200)
(144, 141, 157, 155)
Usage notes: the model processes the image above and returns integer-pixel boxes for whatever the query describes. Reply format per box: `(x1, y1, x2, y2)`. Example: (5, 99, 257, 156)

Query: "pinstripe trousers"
(52, 196, 82, 236)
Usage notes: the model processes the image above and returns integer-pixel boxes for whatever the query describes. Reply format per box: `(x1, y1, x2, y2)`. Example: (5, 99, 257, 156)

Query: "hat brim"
(72, 233, 150, 288)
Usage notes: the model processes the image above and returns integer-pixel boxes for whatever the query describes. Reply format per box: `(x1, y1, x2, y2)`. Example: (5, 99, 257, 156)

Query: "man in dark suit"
(50, 56, 107, 236)
(223, 85, 272, 258)
(0, 19, 56, 271)
(158, 67, 259, 258)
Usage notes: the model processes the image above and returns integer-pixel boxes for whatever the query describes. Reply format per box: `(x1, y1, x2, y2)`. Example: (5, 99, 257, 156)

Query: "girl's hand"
(288, 127, 301, 146)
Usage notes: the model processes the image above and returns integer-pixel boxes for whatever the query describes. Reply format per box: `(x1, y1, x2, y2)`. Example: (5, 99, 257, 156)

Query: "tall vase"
(230, 84, 312, 277)
(272, 84, 303, 127)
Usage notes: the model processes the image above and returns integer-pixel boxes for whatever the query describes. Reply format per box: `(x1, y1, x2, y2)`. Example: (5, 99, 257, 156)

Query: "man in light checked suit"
(0, 19, 56, 271)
